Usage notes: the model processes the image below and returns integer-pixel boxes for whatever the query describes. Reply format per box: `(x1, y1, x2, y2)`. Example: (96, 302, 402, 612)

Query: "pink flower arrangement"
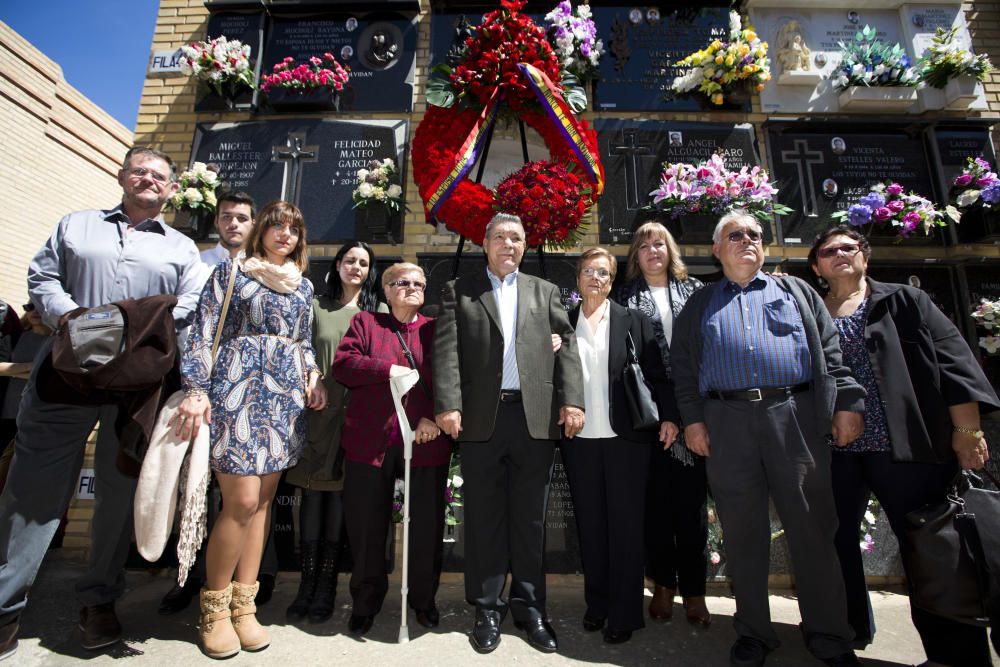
(649, 153, 792, 222)
(952, 156, 1000, 211)
(834, 181, 957, 240)
(260, 53, 350, 93)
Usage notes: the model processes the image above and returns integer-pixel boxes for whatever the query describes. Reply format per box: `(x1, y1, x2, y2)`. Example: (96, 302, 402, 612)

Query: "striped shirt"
(698, 272, 812, 393)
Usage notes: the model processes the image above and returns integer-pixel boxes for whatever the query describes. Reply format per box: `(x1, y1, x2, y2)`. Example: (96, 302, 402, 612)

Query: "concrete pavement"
(9, 552, 997, 666)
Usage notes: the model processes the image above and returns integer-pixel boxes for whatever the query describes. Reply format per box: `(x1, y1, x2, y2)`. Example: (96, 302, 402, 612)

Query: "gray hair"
(122, 146, 177, 181)
(712, 209, 762, 243)
(483, 212, 525, 243)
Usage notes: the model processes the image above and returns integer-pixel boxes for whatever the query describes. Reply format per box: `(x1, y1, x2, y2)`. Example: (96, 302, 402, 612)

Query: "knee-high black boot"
(286, 540, 319, 623)
(308, 540, 342, 623)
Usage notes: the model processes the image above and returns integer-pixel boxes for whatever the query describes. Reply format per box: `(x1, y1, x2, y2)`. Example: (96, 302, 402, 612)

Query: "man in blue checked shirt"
(0, 147, 203, 660)
(671, 210, 866, 667)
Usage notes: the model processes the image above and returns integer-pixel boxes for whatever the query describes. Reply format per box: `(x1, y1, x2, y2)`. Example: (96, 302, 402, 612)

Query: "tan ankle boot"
(230, 581, 270, 652)
(199, 584, 240, 659)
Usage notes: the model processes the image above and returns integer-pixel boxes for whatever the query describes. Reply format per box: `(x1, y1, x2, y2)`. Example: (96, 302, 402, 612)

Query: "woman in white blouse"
(563, 247, 679, 644)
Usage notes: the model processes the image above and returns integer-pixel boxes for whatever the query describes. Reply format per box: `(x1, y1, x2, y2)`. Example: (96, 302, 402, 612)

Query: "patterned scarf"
(239, 254, 302, 294)
(615, 275, 704, 466)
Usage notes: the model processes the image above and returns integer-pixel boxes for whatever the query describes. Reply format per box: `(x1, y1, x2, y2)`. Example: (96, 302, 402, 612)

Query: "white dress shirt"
(486, 268, 520, 390)
(575, 301, 616, 439)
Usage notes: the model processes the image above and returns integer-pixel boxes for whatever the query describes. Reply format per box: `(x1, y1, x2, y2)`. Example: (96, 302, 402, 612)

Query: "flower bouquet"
(832, 25, 918, 90)
(261, 53, 350, 111)
(952, 156, 1000, 210)
(545, 1, 604, 82)
(352, 158, 404, 214)
(393, 455, 465, 525)
(495, 161, 594, 248)
(916, 27, 992, 89)
(166, 162, 221, 240)
(832, 182, 957, 241)
(649, 153, 791, 223)
(180, 36, 255, 110)
(971, 298, 1000, 355)
(671, 11, 771, 107)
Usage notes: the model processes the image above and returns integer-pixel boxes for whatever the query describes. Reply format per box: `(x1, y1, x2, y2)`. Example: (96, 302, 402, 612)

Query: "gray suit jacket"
(671, 275, 866, 435)
(432, 270, 585, 442)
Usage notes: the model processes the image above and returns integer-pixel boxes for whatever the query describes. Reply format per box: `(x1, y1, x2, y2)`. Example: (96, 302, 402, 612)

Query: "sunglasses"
(727, 229, 763, 244)
(817, 244, 861, 259)
(389, 279, 426, 292)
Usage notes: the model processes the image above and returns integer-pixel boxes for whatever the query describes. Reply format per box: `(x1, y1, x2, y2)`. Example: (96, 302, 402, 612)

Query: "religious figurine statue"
(777, 21, 812, 72)
(369, 30, 399, 67)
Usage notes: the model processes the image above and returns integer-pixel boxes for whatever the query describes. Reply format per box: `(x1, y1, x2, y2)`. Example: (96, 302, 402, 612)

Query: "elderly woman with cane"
(332, 262, 451, 637)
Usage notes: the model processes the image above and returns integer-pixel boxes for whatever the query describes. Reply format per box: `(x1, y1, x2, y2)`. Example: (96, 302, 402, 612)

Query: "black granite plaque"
(932, 126, 1000, 243)
(766, 125, 940, 246)
(592, 5, 744, 112)
(191, 118, 408, 243)
(194, 12, 266, 112)
(596, 119, 760, 245)
(263, 14, 417, 112)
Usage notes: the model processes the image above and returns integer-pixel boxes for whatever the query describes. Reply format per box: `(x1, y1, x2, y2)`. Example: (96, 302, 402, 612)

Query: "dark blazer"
(672, 274, 866, 433)
(433, 270, 585, 442)
(332, 311, 451, 469)
(863, 279, 1000, 463)
(568, 300, 678, 443)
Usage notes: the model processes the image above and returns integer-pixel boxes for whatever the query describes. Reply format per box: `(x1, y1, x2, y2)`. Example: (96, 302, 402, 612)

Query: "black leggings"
(299, 489, 345, 544)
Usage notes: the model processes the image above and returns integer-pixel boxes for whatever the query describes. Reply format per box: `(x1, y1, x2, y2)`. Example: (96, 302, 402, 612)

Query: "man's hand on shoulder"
(436, 410, 462, 439)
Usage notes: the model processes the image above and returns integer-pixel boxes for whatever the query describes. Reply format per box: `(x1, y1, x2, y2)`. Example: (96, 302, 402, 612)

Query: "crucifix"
(779, 139, 825, 218)
(609, 129, 654, 210)
(272, 132, 319, 206)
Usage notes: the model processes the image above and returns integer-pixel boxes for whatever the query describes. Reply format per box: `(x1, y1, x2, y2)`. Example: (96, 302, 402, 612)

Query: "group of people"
(0, 146, 995, 667)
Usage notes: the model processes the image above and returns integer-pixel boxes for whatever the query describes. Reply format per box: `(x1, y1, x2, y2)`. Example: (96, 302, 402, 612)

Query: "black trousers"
(460, 401, 555, 623)
(561, 435, 649, 632)
(645, 444, 708, 597)
(831, 450, 993, 666)
(343, 448, 447, 616)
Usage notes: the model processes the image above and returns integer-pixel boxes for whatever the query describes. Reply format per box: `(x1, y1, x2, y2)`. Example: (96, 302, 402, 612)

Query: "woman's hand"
(659, 421, 679, 449)
(169, 394, 212, 441)
(953, 430, 989, 470)
(306, 372, 328, 410)
(414, 417, 442, 444)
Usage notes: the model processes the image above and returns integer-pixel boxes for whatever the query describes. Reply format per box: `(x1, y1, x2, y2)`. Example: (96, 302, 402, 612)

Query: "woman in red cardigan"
(331, 262, 451, 637)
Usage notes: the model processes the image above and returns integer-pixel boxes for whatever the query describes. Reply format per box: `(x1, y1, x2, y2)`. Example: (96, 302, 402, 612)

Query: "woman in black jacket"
(563, 247, 679, 644)
(809, 225, 999, 667)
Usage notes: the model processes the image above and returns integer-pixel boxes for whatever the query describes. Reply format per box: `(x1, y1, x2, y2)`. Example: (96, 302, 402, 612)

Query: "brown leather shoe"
(79, 603, 122, 650)
(648, 585, 674, 621)
(684, 596, 712, 626)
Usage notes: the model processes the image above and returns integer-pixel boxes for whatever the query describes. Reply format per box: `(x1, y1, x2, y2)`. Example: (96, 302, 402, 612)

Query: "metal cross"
(609, 129, 655, 210)
(779, 139, 825, 218)
(272, 132, 319, 205)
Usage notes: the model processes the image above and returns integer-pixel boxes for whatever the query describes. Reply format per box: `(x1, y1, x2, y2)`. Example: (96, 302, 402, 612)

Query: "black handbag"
(623, 331, 659, 431)
(902, 468, 1000, 628)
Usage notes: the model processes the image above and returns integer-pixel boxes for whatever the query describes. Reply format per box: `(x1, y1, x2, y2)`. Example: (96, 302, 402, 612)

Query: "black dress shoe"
(822, 652, 861, 666)
(348, 614, 374, 636)
(158, 578, 201, 616)
(469, 609, 502, 654)
(255, 573, 275, 606)
(730, 636, 771, 667)
(415, 605, 440, 629)
(582, 612, 605, 632)
(603, 628, 632, 644)
(514, 617, 558, 653)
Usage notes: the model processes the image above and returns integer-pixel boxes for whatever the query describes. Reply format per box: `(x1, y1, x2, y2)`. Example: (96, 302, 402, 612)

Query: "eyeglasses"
(817, 244, 861, 259)
(127, 166, 171, 184)
(581, 267, 612, 279)
(389, 279, 426, 292)
(727, 229, 763, 244)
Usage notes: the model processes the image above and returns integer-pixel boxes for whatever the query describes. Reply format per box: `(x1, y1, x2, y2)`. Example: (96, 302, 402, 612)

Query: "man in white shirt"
(198, 191, 256, 278)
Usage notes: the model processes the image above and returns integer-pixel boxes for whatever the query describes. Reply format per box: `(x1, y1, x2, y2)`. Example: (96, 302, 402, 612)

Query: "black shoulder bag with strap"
(393, 329, 431, 399)
(623, 330, 660, 431)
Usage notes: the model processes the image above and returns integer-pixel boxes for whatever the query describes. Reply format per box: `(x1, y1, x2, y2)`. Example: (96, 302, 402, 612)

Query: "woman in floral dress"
(174, 200, 327, 658)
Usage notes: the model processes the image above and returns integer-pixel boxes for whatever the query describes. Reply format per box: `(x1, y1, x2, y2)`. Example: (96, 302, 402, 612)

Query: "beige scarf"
(239, 254, 302, 293)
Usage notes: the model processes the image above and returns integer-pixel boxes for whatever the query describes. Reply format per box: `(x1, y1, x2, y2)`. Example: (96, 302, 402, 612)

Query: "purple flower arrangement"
(833, 182, 956, 240)
(952, 156, 1000, 210)
(649, 153, 792, 223)
(544, 1, 604, 83)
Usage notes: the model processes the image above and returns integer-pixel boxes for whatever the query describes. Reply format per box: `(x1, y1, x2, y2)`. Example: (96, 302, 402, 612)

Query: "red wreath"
(412, 106, 602, 246)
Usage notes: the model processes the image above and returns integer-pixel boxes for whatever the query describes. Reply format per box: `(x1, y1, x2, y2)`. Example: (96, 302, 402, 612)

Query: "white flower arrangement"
(179, 36, 255, 96)
(917, 27, 993, 89)
(544, 0, 604, 83)
(971, 298, 1000, 355)
(167, 162, 221, 214)
(832, 25, 918, 90)
(351, 158, 404, 214)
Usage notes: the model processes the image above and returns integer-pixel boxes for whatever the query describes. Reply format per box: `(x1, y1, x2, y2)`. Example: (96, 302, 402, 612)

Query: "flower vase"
(194, 80, 254, 113)
(695, 82, 752, 112)
(955, 205, 1000, 243)
(837, 86, 917, 113)
(266, 88, 340, 113)
(355, 206, 396, 244)
(176, 209, 215, 241)
(944, 75, 980, 110)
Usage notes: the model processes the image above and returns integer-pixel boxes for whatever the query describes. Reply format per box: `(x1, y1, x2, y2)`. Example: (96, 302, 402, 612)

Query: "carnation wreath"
(412, 0, 604, 248)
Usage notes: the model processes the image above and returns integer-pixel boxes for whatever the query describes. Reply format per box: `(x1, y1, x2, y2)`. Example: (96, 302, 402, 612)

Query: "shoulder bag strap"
(209, 260, 239, 369)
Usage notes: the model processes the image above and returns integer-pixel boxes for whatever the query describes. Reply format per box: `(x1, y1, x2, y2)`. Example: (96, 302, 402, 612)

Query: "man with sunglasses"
(0, 147, 203, 659)
(433, 213, 585, 654)
(671, 210, 866, 667)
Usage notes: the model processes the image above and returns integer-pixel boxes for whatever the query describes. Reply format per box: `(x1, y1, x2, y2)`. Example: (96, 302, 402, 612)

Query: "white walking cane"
(388, 367, 421, 644)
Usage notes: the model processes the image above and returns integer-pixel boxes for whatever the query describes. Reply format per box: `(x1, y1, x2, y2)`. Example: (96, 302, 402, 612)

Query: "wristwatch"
(953, 426, 985, 439)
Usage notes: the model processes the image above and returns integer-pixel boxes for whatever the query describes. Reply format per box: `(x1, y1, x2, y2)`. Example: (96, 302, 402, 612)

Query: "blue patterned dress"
(182, 258, 319, 475)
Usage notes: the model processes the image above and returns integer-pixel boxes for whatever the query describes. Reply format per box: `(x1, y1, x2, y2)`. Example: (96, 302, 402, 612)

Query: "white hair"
(484, 213, 525, 243)
(712, 209, 762, 243)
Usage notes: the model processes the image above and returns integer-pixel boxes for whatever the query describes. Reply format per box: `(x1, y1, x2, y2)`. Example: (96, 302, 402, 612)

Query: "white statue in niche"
(777, 21, 812, 72)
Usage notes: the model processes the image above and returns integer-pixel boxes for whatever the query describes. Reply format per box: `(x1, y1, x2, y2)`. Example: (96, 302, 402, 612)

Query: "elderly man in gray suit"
(433, 213, 585, 655)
